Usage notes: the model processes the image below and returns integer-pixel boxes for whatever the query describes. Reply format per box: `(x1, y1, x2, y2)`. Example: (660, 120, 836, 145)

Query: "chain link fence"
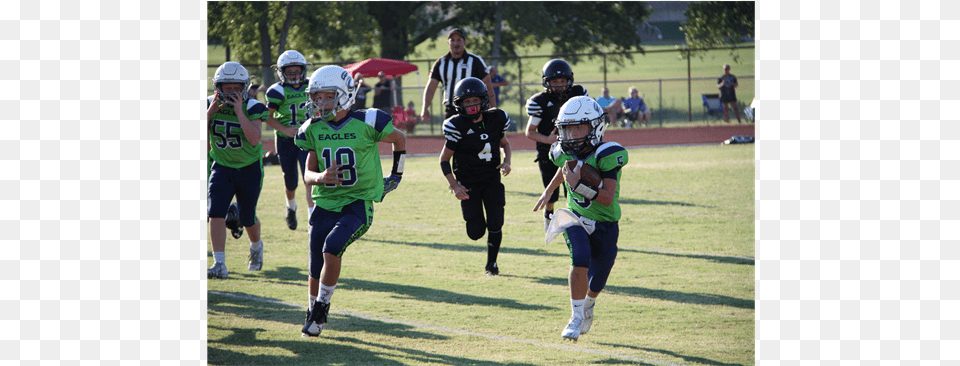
(209, 46, 755, 135)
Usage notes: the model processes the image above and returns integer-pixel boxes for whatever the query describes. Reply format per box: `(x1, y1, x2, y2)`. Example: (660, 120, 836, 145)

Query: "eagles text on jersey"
(294, 109, 395, 211)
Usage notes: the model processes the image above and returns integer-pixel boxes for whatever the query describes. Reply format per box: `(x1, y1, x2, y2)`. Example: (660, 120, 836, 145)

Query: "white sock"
(249, 240, 263, 251)
(213, 252, 226, 264)
(287, 199, 297, 210)
(571, 298, 586, 319)
(585, 295, 596, 310)
(309, 295, 317, 311)
(319, 284, 337, 304)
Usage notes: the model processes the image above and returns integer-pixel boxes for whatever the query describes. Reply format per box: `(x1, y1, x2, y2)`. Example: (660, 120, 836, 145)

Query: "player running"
(525, 59, 589, 231)
(295, 65, 406, 337)
(533, 96, 628, 341)
(265, 50, 315, 230)
(206, 61, 269, 279)
(439, 77, 513, 276)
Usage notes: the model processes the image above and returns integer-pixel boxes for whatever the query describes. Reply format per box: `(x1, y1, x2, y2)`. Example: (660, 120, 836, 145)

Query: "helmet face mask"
(453, 77, 489, 120)
(555, 96, 606, 157)
(306, 65, 356, 121)
(541, 59, 574, 98)
(213, 62, 251, 108)
(276, 50, 308, 86)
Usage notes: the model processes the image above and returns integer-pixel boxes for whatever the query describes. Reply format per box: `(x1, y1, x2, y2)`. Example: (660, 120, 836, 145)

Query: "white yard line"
(209, 291, 685, 366)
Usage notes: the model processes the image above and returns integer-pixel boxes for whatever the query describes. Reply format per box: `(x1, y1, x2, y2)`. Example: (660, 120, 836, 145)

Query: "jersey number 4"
(478, 142, 492, 162)
(211, 120, 243, 149)
(321, 147, 358, 187)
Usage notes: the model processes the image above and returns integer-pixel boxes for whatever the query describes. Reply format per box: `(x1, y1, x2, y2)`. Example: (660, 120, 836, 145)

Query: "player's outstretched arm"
(534, 168, 564, 212)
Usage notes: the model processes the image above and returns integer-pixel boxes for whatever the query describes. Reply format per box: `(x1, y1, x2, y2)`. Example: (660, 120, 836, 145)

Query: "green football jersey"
(266, 81, 310, 138)
(550, 141, 629, 222)
(207, 96, 268, 168)
(295, 109, 395, 212)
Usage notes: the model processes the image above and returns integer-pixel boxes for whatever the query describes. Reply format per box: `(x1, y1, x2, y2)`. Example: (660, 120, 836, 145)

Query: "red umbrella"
(344, 58, 418, 79)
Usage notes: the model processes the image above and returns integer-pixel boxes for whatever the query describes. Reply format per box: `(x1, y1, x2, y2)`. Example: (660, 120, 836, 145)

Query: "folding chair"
(702, 93, 724, 120)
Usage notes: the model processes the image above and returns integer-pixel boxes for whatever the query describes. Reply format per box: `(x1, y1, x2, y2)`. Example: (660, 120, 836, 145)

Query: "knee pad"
(466, 219, 486, 241)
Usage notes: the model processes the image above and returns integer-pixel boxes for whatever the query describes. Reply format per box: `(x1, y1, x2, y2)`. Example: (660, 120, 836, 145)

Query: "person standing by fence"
(717, 64, 742, 124)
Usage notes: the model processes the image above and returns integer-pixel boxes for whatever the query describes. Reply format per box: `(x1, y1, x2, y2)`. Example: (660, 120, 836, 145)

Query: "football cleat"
(248, 244, 263, 271)
(225, 203, 244, 239)
(561, 316, 583, 341)
(286, 207, 297, 230)
(207, 262, 228, 279)
(302, 301, 330, 337)
(581, 300, 595, 334)
(485, 263, 499, 277)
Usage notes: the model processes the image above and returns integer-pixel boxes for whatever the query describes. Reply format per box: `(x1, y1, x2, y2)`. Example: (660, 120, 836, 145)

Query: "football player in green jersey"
(295, 65, 406, 337)
(266, 50, 315, 230)
(206, 61, 269, 279)
(533, 96, 629, 341)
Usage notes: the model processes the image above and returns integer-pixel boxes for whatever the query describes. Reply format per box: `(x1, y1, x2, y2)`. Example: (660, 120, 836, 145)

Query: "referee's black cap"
(448, 28, 466, 40)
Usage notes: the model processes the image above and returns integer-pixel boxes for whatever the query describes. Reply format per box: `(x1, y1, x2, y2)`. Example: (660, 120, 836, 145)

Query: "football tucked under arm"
(565, 160, 603, 188)
(565, 160, 602, 200)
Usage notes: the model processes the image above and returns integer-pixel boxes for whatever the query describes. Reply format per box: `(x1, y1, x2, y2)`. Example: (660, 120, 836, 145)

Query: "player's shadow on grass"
(337, 278, 556, 311)
(361, 238, 566, 258)
(628, 249, 755, 265)
(595, 342, 749, 366)
(208, 325, 448, 366)
(530, 278, 753, 309)
(208, 291, 447, 340)
(327, 336, 540, 366)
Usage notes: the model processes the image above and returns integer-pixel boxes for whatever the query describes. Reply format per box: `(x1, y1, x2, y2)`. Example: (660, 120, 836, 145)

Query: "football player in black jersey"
(439, 77, 513, 277)
(524, 59, 589, 231)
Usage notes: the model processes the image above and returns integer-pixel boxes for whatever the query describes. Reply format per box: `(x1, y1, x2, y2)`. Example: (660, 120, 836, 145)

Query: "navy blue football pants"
(208, 159, 263, 227)
(564, 220, 619, 294)
(276, 136, 308, 192)
(308, 199, 373, 279)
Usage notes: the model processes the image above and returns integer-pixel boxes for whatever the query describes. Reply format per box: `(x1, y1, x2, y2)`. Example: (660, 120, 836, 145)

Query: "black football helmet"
(541, 59, 574, 97)
(452, 77, 489, 120)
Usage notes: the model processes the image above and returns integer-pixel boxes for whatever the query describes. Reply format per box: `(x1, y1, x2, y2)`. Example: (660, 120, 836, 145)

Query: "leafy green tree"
(680, 1, 755, 62)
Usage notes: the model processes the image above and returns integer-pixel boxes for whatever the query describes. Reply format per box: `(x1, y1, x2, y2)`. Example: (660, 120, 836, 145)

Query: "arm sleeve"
(430, 58, 444, 82)
(266, 85, 284, 110)
(294, 122, 313, 152)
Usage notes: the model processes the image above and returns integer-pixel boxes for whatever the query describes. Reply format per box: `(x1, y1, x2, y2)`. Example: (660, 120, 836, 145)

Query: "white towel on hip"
(544, 208, 596, 245)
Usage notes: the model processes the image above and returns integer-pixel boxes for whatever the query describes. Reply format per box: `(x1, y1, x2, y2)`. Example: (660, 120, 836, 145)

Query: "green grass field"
(208, 144, 755, 365)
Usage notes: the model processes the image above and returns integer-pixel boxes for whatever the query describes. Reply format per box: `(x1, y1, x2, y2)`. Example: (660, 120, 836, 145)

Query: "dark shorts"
(460, 179, 506, 236)
(720, 92, 737, 104)
(564, 220, 620, 293)
(208, 159, 263, 227)
(277, 136, 308, 192)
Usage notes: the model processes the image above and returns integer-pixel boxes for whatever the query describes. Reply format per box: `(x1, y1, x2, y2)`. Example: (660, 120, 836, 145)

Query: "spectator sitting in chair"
(622, 86, 650, 128)
(404, 101, 419, 134)
(595, 87, 623, 126)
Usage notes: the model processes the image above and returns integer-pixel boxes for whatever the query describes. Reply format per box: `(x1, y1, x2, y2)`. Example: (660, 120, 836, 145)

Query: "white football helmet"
(276, 50, 307, 85)
(306, 65, 357, 121)
(213, 61, 251, 107)
(555, 96, 606, 156)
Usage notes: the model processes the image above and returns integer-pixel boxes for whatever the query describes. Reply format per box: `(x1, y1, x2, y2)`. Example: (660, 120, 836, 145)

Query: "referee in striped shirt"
(421, 28, 497, 123)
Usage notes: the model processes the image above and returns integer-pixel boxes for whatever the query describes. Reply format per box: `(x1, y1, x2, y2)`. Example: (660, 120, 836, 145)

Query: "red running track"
(262, 124, 755, 156)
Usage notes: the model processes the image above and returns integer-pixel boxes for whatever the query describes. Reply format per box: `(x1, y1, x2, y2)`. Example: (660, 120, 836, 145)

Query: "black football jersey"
(443, 109, 511, 185)
(525, 85, 589, 153)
